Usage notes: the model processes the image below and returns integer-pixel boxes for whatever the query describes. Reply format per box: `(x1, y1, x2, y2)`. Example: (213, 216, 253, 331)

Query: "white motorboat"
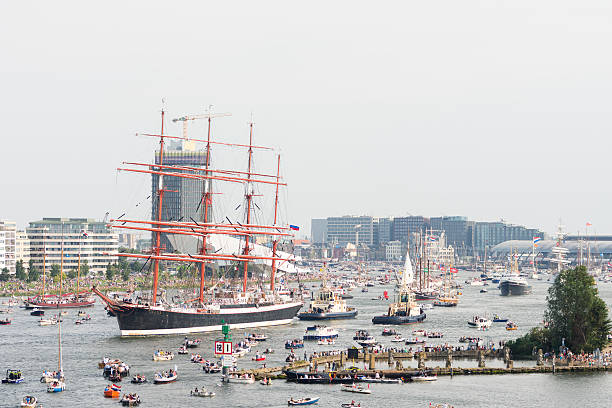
(153, 350, 174, 361)
(341, 384, 372, 394)
(21, 395, 37, 408)
(390, 335, 405, 342)
(467, 316, 492, 329)
(191, 388, 215, 397)
(412, 374, 437, 382)
(223, 374, 255, 384)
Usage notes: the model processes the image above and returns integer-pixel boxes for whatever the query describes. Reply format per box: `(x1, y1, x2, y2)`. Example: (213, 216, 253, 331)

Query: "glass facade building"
(392, 216, 427, 243)
(326, 216, 374, 246)
(152, 149, 208, 253)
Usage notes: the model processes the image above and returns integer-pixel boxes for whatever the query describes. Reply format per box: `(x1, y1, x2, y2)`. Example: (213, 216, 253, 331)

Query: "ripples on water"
(2, 272, 612, 407)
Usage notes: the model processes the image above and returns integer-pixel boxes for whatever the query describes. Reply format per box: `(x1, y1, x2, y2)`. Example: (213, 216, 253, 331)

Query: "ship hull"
(26, 300, 95, 309)
(297, 310, 358, 320)
(112, 302, 303, 336)
(372, 313, 426, 325)
(499, 282, 532, 296)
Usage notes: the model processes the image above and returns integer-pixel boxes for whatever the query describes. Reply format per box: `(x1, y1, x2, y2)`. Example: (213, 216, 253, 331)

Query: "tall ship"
(499, 250, 532, 296)
(94, 107, 303, 335)
(372, 248, 426, 325)
(25, 226, 95, 309)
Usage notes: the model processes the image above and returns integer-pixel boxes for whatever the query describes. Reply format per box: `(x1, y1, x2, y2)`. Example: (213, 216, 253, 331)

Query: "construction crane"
(172, 107, 232, 141)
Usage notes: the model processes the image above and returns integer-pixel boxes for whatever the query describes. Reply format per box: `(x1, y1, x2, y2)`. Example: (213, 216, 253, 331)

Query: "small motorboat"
(120, 393, 141, 406)
(82, 314, 92, 321)
(30, 308, 44, 316)
(131, 375, 147, 384)
(411, 373, 437, 382)
(260, 377, 272, 385)
(253, 354, 266, 361)
(20, 395, 37, 408)
(153, 350, 174, 361)
(421, 303, 434, 310)
(104, 384, 121, 398)
(249, 333, 268, 341)
(154, 368, 178, 384)
(47, 379, 65, 393)
(341, 402, 362, 408)
(263, 348, 275, 354)
(202, 361, 222, 373)
(184, 337, 201, 348)
(285, 339, 304, 349)
(191, 387, 216, 397)
(412, 329, 427, 336)
(77, 310, 86, 317)
(506, 321, 518, 331)
(0, 318, 11, 325)
(427, 332, 443, 339)
(493, 314, 509, 323)
(223, 374, 255, 384)
(38, 318, 57, 326)
(390, 335, 405, 342)
(2, 369, 24, 384)
(381, 328, 398, 336)
(341, 384, 371, 394)
(480, 289, 488, 293)
(405, 337, 426, 345)
(468, 316, 492, 329)
(287, 397, 320, 406)
(177, 346, 188, 355)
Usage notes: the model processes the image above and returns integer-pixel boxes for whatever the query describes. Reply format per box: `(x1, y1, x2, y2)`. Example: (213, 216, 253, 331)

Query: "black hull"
(111, 302, 303, 336)
(499, 282, 532, 296)
(372, 313, 426, 325)
(297, 310, 358, 320)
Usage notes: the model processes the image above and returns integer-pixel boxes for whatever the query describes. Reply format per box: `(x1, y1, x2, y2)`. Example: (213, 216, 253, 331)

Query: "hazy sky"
(2, 1, 611, 237)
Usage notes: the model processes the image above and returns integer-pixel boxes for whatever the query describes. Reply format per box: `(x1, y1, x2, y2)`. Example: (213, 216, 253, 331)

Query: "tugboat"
(499, 250, 532, 296)
(297, 285, 357, 320)
(372, 250, 426, 325)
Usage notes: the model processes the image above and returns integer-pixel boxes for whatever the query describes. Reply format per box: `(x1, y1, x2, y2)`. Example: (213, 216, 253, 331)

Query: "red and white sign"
(215, 341, 233, 355)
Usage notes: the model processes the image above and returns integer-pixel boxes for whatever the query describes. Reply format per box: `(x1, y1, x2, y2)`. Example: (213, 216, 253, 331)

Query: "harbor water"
(2, 271, 612, 407)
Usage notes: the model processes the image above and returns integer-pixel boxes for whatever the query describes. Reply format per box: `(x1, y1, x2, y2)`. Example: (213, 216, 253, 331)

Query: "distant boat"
(2, 369, 24, 384)
(20, 395, 37, 408)
(288, 397, 320, 406)
(341, 384, 371, 394)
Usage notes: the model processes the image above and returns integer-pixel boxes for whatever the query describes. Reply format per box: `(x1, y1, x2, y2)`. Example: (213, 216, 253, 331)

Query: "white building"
(27, 218, 118, 275)
(0, 221, 17, 274)
(386, 240, 403, 262)
(16, 230, 30, 265)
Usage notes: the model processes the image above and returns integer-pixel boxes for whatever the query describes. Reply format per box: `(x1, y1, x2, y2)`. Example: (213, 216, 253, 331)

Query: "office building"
(375, 217, 393, 245)
(152, 142, 208, 253)
(386, 241, 403, 262)
(326, 216, 374, 246)
(0, 221, 16, 274)
(15, 231, 30, 265)
(27, 218, 118, 275)
(392, 216, 427, 243)
(311, 219, 328, 244)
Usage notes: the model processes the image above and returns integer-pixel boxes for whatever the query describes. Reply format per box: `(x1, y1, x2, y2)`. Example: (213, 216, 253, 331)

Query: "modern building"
(473, 221, 544, 256)
(118, 233, 137, 250)
(430, 216, 472, 250)
(15, 231, 30, 265)
(385, 241, 403, 262)
(375, 217, 393, 245)
(326, 216, 374, 246)
(392, 216, 428, 243)
(311, 219, 328, 244)
(27, 218, 118, 275)
(152, 141, 208, 253)
(0, 221, 16, 274)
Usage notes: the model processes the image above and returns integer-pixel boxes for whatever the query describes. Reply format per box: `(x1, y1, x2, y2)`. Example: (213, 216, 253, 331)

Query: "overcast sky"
(2, 1, 611, 237)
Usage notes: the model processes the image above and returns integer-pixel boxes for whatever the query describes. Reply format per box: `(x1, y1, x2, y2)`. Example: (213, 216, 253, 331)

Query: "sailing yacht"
(372, 249, 426, 325)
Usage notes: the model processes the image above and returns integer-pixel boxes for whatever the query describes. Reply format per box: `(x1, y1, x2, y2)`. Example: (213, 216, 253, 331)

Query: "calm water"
(2, 271, 612, 407)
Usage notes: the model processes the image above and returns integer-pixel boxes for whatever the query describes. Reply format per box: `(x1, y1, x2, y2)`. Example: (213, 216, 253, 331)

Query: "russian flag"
(289, 225, 299, 231)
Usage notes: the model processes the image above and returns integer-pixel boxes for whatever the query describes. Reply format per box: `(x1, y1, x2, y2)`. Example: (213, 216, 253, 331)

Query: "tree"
(106, 263, 114, 281)
(50, 264, 61, 278)
(121, 268, 130, 281)
(28, 265, 40, 283)
(15, 260, 27, 281)
(545, 266, 610, 353)
(508, 266, 611, 356)
(66, 269, 77, 280)
(0, 268, 9, 282)
(80, 260, 90, 277)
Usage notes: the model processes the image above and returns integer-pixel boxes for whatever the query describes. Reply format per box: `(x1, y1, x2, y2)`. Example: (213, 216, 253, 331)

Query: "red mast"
(198, 116, 213, 304)
(242, 122, 254, 294)
(152, 107, 166, 304)
(270, 154, 281, 292)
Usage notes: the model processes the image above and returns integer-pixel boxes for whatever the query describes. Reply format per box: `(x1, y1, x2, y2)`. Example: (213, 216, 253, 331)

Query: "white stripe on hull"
(120, 318, 295, 336)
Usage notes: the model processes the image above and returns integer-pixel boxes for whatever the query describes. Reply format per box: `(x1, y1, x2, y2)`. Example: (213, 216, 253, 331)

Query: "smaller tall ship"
(372, 249, 426, 325)
(499, 250, 532, 296)
(25, 228, 95, 309)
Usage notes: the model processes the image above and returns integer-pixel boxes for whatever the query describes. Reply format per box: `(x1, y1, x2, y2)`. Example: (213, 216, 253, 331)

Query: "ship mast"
(270, 154, 281, 292)
(42, 229, 46, 299)
(152, 108, 166, 305)
(242, 122, 255, 294)
(198, 116, 213, 304)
